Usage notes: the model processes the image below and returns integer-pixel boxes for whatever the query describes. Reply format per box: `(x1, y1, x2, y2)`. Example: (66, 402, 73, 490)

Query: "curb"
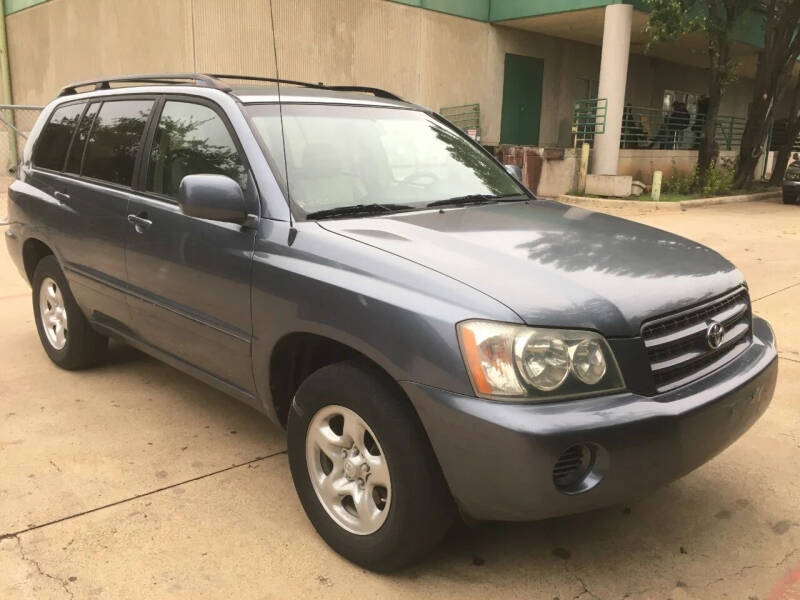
(557, 190, 782, 211)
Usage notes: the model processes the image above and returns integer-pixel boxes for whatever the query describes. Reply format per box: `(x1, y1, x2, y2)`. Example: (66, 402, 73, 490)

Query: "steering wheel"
(400, 170, 439, 187)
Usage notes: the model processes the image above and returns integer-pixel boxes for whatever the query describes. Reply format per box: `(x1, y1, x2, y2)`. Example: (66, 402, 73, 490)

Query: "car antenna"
(269, 0, 297, 245)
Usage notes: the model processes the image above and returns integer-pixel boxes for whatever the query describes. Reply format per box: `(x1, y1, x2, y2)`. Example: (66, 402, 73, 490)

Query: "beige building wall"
(1, 0, 625, 146)
(4, 0, 756, 150)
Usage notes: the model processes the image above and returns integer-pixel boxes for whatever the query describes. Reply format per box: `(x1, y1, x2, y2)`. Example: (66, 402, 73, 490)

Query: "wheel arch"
(268, 331, 411, 428)
(22, 237, 54, 283)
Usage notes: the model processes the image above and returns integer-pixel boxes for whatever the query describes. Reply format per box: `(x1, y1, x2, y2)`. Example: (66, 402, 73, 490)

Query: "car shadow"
(397, 472, 763, 592)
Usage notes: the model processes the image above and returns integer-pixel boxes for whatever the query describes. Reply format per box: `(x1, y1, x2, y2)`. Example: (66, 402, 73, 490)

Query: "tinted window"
(82, 100, 153, 186)
(33, 103, 84, 171)
(147, 101, 246, 198)
(65, 102, 100, 174)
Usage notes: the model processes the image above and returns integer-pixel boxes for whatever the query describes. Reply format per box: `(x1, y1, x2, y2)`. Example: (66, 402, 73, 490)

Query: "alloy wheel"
(305, 404, 391, 535)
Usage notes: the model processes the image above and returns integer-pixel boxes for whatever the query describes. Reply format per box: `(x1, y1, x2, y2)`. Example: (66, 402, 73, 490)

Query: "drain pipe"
(0, 5, 16, 170)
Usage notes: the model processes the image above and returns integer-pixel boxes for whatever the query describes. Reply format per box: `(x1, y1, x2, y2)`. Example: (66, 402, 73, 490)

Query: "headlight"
(457, 320, 625, 401)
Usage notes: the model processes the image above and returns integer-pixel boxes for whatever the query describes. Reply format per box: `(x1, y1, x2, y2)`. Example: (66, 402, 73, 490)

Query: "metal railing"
(0, 103, 43, 173)
(440, 103, 481, 141)
(573, 100, 747, 150)
(572, 98, 607, 146)
(770, 120, 800, 152)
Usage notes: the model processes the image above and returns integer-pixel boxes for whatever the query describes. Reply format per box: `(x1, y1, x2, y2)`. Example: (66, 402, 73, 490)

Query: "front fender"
(250, 219, 520, 420)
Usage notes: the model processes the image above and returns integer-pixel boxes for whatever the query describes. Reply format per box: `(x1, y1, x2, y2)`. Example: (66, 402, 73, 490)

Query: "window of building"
(32, 102, 85, 171)
(146, 101, 246, 198)
(574, 78, 599, 101)
(64, 102, 100, 175)
(82, 100, 153, 186)
(663, 90, 700, 116)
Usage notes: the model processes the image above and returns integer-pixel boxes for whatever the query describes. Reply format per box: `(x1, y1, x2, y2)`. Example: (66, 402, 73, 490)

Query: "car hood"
(318, 200, 744, 337)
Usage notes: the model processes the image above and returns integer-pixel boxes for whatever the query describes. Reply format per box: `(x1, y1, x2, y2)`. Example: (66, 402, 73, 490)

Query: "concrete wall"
(625, 53, 754, 118)
(4, 0, 601, 146)
(4, 0, 757, 148)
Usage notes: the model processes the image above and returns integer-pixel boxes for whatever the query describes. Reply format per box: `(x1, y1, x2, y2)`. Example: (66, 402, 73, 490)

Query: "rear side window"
(32, 103, 84, 171)
(65, 102, 100, 174)
(146, 100, 246, 198)
(82, 99, 153, 186)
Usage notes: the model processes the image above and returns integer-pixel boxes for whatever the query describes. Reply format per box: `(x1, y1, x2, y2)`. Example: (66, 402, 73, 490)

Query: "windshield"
(245, 104, 526, 217)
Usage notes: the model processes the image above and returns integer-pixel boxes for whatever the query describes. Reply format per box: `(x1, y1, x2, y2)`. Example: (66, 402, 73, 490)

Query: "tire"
(31, 255, 107, 369)
(287, 360, 455, 572)
(783, 190, 799, 205)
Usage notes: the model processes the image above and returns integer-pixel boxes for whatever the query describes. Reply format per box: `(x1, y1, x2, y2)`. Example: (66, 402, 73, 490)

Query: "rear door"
(37, 98, 154, 331)
(124, 97, 257, 392)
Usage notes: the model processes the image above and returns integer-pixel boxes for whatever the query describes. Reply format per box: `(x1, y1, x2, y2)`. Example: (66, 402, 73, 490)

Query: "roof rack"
(57, 73, 231, 97)
(204, 74, 406, 102)
(57, 72, 405, 103)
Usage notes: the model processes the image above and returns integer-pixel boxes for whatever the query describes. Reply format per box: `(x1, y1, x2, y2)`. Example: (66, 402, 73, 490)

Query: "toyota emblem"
(706, 320, 725, 350)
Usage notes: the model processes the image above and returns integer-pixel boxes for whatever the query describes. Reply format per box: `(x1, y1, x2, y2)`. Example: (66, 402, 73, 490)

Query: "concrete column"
(592, 3, 633, 175)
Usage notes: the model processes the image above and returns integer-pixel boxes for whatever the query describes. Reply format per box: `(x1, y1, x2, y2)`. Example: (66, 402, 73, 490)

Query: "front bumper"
(782, 181, 800, 193)
(402, 316, 777, 521)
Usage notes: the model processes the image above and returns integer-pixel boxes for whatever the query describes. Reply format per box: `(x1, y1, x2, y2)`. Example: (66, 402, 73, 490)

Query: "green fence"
(573, 100, 748, 150)
(440, 103, 481, 141)
(572, 98, 607, 146)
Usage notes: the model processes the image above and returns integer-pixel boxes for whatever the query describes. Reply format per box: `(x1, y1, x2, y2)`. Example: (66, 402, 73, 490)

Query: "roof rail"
(206, 73, 405, 102)
(56, 72, 405, 103)
(57, 73, 231, 97)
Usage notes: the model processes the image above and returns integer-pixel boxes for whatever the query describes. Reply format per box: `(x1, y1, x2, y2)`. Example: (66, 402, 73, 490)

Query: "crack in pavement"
(753, 281, 800, 303)
(618, 546, 800, 598)
(0, 449, 286, 541)
(562, 562, 598, 600)
(13, 535, 74, 599)
(779, 354, 800, 364)
(697, 546, 800, 589)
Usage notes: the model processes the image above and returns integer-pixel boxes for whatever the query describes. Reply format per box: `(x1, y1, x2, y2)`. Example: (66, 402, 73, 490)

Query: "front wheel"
(783, 190, 798, 205)
(287, 360, 455, 572)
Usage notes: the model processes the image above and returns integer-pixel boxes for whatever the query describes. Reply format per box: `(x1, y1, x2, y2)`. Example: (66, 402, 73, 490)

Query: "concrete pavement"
(1, 199, 799, 599)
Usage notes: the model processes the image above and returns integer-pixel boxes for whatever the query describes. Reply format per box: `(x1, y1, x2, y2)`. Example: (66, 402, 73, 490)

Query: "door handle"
(127, 213, 153, 233)
(54, 191, 70, 203)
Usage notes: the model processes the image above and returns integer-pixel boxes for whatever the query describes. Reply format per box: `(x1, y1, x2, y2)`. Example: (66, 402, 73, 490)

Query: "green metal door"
(500, 53, 543, 145)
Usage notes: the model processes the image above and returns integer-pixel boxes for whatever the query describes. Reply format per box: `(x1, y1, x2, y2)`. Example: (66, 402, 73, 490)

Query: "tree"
(769, 74, 800, 184)
(645, 0, 755, 186)
(734, 0, 800, 188)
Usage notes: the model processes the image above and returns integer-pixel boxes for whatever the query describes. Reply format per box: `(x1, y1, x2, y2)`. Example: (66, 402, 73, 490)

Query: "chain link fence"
(0, 104, 42, 218)
(0, 104, 43, 172)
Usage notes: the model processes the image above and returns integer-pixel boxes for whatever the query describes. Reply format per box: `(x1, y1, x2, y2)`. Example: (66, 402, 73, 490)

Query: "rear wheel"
(287, 360, 455, 571)
(783, 190, 798, 205)
(32, 255, 107, 369)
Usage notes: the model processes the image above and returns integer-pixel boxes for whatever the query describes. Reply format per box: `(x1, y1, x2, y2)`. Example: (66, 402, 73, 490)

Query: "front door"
(500, 53, 544, 145)
(125, 98, 257, 392)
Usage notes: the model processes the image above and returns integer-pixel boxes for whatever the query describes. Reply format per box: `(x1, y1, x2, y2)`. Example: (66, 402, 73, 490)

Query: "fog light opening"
(552, 443, 607, 495)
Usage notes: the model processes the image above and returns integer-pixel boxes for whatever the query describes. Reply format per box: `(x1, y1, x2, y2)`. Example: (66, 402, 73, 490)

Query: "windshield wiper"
(426, 193, 527, 208)
(305, 203, 415, 220)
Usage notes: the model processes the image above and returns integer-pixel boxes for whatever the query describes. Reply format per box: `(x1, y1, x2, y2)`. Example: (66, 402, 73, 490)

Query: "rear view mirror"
(178, 174, 247, 224)
(504, 164, 522, 181)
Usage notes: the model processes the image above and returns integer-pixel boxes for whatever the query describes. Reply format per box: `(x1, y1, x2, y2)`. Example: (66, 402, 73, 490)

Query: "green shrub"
(697, 164, 735, 196)
(661, 164, 735, 197)
(663, 171, 694, 195)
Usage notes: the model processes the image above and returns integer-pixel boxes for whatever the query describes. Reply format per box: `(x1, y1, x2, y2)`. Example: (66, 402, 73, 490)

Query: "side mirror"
(178, 174, 247, 224)
(504, 164, 522, 181)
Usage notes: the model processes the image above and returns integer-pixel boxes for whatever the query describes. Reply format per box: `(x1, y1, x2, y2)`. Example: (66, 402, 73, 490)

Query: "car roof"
(50, 75, 420, 111)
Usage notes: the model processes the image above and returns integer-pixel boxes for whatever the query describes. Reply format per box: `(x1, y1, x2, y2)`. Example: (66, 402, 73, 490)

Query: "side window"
(146, 101, 246, 198)
(32, 103, 85, 171)
(82, 100, 153, 186)
(65, 102, 100, 174)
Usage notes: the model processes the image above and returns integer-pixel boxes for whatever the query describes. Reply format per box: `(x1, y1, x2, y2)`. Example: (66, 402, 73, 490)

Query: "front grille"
(641, 287, 752, 393)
